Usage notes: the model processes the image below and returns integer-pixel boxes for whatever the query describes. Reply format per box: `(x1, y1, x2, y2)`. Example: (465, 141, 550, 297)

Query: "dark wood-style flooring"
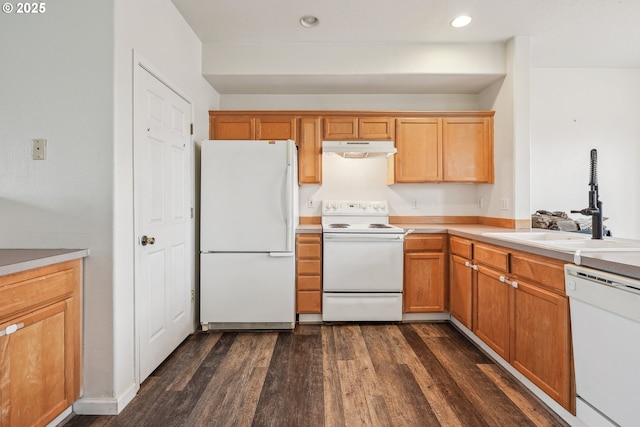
(63, 322, 568, 427)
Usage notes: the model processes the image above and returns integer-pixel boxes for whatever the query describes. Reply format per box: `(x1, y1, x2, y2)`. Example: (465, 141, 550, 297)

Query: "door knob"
(141, 235, 156, 246)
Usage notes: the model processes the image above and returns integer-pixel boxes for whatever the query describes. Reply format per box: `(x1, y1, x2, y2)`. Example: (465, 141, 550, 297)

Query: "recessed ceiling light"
(451, 15, 472, 28)
(300, 15, 319, 28)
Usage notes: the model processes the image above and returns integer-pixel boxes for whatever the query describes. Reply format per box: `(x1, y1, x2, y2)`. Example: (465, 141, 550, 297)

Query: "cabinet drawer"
(474, 243, 509, 272)
(297, 291, 322, 313)
(405, 234, 445, 252)
(297, 275, 321, 291)
(297, 242, 321, 259)
(450, 236, 473, 258)
(510, 252, 565, 293)
(297, 259, 321, 276)
(0, 269, 74, 320)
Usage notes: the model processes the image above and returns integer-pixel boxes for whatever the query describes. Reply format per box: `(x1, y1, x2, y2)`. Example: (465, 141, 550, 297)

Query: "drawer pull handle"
(499, 275, 519, 288)
(0, 323, 24, 337)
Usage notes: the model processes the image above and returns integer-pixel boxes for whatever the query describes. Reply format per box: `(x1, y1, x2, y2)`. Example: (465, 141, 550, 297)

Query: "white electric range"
(321, 200, 405, 321)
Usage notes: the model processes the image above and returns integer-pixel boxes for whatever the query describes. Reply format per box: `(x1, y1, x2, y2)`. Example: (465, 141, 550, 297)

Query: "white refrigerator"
(200, 139, 298, 330)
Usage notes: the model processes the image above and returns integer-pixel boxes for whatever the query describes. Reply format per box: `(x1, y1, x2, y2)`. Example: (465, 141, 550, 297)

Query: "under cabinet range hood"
(322, 140, 397, 158)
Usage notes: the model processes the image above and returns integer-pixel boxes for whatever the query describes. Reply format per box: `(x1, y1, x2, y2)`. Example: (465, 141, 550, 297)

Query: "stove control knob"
(373, 202, 380, 210)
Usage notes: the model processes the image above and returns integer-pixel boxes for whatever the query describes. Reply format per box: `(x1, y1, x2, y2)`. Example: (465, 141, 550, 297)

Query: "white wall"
(1, 0, 219, 415)
(531, 68, 640, 239)
(102, 0, 219, 411)
(0, 0, 116, 405)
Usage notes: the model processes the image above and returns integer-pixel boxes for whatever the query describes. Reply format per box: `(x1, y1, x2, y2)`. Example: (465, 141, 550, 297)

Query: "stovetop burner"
(321, 200, 404, 235)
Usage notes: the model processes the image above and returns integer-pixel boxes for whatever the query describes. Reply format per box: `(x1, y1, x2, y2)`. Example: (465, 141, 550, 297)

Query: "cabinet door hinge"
(190, 123, 194, 135)
(190, 207, 194, 219)
(191, 290, 195, 303)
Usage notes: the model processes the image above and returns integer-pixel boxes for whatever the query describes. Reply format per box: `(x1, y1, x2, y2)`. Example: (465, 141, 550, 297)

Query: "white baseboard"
(73, 382, 139, 415)
(402, 312, 451, 322)
(298, 314, 322, 323)
(48, 406, 72, 427)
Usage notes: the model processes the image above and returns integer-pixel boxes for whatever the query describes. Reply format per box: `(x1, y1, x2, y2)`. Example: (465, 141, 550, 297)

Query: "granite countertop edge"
(0, 249, 90, 277)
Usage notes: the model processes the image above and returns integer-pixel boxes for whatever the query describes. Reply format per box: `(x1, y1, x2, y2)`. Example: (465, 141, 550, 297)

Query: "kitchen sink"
(483, 231, 640, 252)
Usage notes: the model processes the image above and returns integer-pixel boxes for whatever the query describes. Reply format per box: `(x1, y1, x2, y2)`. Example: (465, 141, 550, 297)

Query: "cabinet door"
(442, 116, 493, 182)
(256, 116, 297, 140)
(359, 117, 394, 139)
(323, 117, 358, 139)
(473, 265, 510, 360)
(449, 254, 473, 329)
(211, 116, 255, 140)
(511, 280, 572, 410)
(403, 252, 446, 312)
(0, 300, 74, 427)
(298, 117, 322, 184)
(395, 118, 443, 182)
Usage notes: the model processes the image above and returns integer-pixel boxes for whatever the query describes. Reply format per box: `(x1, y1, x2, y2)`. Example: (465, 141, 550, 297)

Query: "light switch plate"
(32, 139, 46, 160)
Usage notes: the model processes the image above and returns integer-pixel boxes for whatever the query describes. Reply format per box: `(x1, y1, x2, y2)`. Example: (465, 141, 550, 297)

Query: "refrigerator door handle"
(269, 252, 294, 257)
(284, 141, 294, 252)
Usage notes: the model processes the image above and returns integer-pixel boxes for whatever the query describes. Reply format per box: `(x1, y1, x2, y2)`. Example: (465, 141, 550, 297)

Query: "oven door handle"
(324, 234, 405, 242)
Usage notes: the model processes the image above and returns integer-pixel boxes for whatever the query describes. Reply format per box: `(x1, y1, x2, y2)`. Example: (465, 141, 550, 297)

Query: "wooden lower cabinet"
(473, 264, 511, 360)
(0, 260, 82, 427)
(467, 241, 573, 413)
(403, 234, 447, 313)
(511, 279, 572, 410)
(449, 254, 473, 329)
(295, 234, 322, 313)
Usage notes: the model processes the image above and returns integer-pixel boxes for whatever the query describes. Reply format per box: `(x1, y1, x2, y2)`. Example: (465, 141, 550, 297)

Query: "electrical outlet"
(32, 138, 46, 160)
(412, 199, 418, 209)
(501, 198, 509, 210)
(307, 198, 315, 208)
(478, 197, 484, 208)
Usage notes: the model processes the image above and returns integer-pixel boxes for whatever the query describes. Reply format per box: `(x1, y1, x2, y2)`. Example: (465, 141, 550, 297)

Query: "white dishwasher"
(565, 264, 640, 427)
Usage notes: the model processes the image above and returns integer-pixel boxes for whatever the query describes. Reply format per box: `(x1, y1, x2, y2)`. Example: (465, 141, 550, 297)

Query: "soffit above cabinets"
(172, 0, 640, 94)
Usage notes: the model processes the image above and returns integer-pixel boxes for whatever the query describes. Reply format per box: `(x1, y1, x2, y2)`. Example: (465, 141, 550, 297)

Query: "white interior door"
(134, 63, 193, 382)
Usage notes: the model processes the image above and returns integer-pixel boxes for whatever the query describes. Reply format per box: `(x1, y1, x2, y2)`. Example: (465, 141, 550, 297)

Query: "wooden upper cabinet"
(208, 111, 494, 185)
(210, 115, 297, 140)
(323, 116, 394, 140)
(442, 116, 494, 183)
(256, 116, 297, 140)
(394, 117, 443, 182)
(359, 117, 394, 139)
(210, 116, 255, 140)
(298, 117, 322, 184)
(323, 117, 358, 139)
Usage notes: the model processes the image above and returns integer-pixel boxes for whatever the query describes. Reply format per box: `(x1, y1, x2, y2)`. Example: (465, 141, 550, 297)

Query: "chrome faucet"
(571, 149, 603, 239)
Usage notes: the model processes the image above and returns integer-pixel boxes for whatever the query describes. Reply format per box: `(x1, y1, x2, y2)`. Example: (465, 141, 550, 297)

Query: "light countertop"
(0, 249, 89, 276)
(298, 222, 640, 280)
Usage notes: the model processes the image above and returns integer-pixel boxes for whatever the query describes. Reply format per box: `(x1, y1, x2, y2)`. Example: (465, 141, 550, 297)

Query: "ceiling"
(171, 0, 640, 94)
